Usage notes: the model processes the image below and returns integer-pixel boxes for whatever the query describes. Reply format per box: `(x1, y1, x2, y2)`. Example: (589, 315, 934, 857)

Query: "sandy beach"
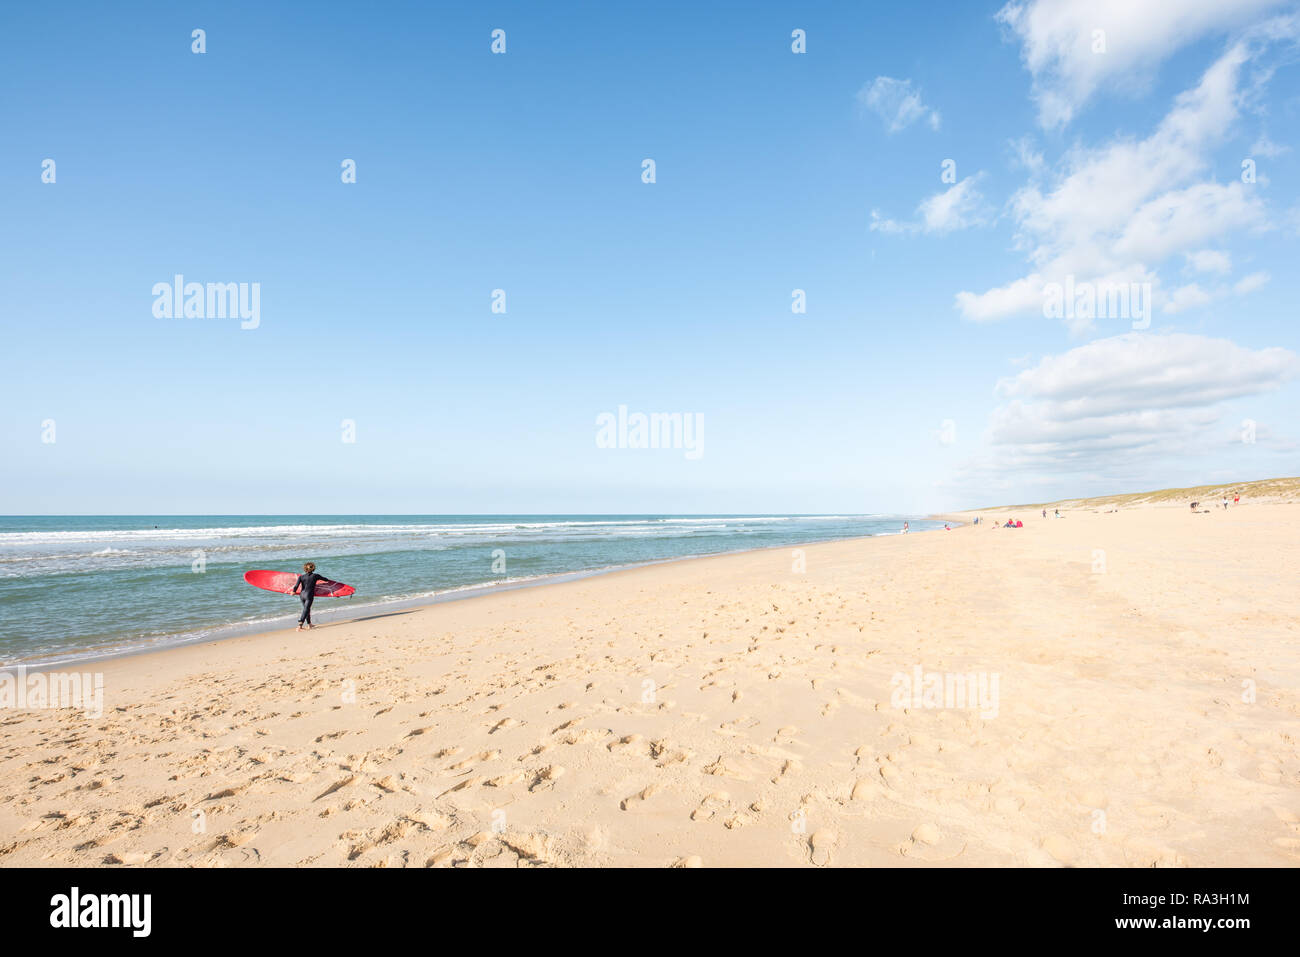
(1, 500, 1297, 868)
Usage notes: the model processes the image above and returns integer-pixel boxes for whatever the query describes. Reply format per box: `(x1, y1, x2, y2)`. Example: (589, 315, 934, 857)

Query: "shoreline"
(10, 526, 948, 672)
(2, 502, 1294, 867)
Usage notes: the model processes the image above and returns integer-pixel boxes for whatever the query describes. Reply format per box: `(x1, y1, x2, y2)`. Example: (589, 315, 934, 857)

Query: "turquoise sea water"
(0, 514, 945, 665)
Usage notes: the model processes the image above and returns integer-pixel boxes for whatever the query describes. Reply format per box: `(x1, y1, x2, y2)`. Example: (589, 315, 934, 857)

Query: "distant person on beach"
(1054, 509, 1060, 518)
(902, 522, 909, 534)
(293, 562, 327, 631)
(1042, 509, 1046, 519)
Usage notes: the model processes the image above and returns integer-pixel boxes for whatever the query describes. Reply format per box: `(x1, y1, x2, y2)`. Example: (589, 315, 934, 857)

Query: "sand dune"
(1, 501, 1297, 867)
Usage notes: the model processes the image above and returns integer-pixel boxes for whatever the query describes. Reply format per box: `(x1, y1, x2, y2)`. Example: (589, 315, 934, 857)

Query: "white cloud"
(1185, 249, 1232, 273)
(956, 274, 1045, 322)
(857, 76, 941, 133)
(956, 31, 1289, 325)
(1008, 135, 1046, 177)
(1164, 283, 1214, 314)
(1112, 182, 1264, 265)
(996, 0, 1287, 128)
(1234, 270, 1270, 294)
(870, 176, 993, 235)
(1162, 269, 1269, 313)
(1250, 133, 1291, 157)
(988, 333, 1297, 464)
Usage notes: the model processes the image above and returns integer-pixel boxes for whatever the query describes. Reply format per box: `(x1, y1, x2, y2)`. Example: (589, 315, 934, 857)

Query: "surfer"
(293, 562, 326, 631)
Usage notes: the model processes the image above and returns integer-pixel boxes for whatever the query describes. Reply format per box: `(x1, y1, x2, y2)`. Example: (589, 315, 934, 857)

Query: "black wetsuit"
(295, 572, 326, 624)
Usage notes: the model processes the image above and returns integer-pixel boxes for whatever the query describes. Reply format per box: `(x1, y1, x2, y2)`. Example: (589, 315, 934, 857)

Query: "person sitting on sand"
(293, 562, 327, 631)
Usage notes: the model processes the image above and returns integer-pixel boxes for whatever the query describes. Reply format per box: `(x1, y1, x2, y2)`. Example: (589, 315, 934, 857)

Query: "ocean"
(0, 514, 945, 666)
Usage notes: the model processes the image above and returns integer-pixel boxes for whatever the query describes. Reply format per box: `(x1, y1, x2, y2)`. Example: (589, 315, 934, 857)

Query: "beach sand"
(1, 501, 1297, 867)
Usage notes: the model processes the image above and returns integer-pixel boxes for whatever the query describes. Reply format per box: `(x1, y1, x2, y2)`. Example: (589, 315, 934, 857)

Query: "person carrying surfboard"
(293, 562, 327, 631)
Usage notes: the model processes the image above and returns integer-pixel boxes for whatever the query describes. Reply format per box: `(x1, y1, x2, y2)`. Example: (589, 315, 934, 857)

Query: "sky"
(2, 0, 1298, 514)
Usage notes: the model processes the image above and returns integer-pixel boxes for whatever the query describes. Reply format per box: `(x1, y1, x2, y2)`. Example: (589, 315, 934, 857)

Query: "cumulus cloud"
(1250, 132, 1291, 157)
(1163, 269, 1269, 313)
(956, 30, 1288, 326)
(995, 0, 1288, 128)
(870, 176, 993, 235)
(1234, 270, 1270, 294)
(1164, 283, 1214, 314)
(857, 76, 941, 133)
(1185, 249, 1232, 274)
(988, 333, 1297, 465)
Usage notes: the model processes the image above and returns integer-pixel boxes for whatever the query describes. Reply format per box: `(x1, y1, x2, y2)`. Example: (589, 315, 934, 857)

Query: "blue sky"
(2, 0, 1298, 514)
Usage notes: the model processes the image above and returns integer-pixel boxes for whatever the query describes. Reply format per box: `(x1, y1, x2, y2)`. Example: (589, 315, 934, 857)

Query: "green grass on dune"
(979, 476, 1300, 512)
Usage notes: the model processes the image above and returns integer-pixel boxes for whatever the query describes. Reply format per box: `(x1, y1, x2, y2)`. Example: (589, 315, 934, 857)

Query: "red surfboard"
(243, 569, 356, 598)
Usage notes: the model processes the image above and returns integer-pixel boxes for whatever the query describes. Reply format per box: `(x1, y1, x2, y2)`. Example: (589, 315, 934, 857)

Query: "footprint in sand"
(771, 759, 799, 783)
(104, 851, 155, 865)
(877, 761, 902, 788)
(437, 776, 481, 797)
(703, 756, 753, 781)
(607, 734, 646, 755)
(1040, 833, 1076, 865)
(691, 791, 730, 821)
(653, 742, 694, 768)
(406, 811, 450, 831)
(425, 848, 455, 868)
(484, 770, 527, 788)
(808, 829, 836, 866)
(911, 823, 942, 845)
(850, 778, 878, 802)
(528, 766, 564, 792)
(447, 750, 500, 772)
(620, 784, 661, 811)
(724, 810, 757, 829)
